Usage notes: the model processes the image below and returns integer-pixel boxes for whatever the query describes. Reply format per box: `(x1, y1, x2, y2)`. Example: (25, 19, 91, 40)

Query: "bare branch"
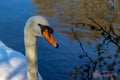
(71, 28, 94, 63)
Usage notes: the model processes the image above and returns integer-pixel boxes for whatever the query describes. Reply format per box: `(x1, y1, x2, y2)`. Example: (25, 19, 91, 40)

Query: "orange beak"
(42, 29, 59, 48)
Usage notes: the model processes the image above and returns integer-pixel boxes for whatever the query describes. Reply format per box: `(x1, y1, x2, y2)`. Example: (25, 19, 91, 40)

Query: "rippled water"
(0, 0, 85, 80)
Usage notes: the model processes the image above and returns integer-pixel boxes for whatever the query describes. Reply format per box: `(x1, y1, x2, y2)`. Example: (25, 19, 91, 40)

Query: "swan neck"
(24, 27, 38, 80)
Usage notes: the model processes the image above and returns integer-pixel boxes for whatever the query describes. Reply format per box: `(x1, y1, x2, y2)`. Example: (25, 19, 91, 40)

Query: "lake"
(0, 0, 83, 80)
(1, 0, 119, 80)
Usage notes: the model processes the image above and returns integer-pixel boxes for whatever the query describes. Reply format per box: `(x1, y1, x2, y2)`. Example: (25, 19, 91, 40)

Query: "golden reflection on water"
(32, 0, 57, 17)
(31, 0, 120, 44)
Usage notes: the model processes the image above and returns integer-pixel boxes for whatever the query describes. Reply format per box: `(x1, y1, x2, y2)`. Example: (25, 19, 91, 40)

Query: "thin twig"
(87, 18, 120, 48)
(71, 27, 99, 79)
(88, 17, 106, 32)
(71, 28, 94, 63)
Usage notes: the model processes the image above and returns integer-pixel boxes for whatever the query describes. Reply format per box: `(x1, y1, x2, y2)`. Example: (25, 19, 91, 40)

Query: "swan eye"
(48, 27, 54, 34)
(38, 24, 54, 34)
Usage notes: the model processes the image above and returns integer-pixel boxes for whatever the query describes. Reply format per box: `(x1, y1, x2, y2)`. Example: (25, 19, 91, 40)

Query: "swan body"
(0, 15, 58, 80)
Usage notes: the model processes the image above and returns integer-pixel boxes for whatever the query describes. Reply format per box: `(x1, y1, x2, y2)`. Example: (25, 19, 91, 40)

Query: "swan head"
(25, 16, 59, 48)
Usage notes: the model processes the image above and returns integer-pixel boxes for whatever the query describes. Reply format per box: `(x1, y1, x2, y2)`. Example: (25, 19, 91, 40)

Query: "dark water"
(0, 0, 85, 80)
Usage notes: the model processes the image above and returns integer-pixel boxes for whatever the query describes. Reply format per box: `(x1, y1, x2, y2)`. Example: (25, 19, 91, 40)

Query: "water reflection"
(0, 0, 120, 80)
(32, 0, 120, 41)
(32, 0, 120, 80)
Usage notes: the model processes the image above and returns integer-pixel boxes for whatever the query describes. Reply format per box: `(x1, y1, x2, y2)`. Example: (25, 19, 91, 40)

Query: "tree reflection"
(32, 0, 120, 41)
(70, 19, 120, 79)
(31, 0, 120, 80)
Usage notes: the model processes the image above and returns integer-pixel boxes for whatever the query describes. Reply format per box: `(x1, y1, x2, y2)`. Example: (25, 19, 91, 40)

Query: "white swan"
(0, 15, 59, 80)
